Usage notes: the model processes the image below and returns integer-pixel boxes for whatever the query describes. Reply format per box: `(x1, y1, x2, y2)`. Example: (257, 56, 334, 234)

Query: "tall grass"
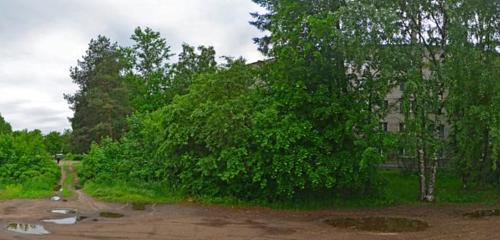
(0, 175, 57, 200)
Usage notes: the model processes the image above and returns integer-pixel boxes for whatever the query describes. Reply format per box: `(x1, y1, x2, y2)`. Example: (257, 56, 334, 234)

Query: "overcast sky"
(0, 0, 264, 133)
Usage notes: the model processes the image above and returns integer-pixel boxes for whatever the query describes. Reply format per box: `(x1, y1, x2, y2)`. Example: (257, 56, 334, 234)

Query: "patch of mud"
(197, 218, 232, 227)
(196, 218, 296, 235)
(99, 212, 124, 218)
(132, 203, 146, 211)
(463, 209, 500, 218)
(243, 219, 296, 235)
(5, 223, 50, 235)
(3, 206, 17, 215)
(325, 216, 429, 233)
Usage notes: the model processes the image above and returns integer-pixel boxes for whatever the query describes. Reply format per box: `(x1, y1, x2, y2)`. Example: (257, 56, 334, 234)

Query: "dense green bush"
(81, 59, 391, 201)
(0, 131, 59, 185)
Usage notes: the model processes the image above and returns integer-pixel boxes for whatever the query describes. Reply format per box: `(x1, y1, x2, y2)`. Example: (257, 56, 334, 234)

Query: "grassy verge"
(192, 170, 499, 210)
(61, 164, 74, 198)
(83, 181, 184, 204)
(0, 176, 58, 200)
(80, 170, 499, 210)
(381, 170, 498, 205)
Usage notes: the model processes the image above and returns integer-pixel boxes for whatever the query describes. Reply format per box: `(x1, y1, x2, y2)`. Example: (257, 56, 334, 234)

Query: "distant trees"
(65, 36, 132, 153)
(43, 130, 71, 155)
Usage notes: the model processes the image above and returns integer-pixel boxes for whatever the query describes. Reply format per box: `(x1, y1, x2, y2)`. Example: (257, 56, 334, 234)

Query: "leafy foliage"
(445, 0, 500, 186)
(0, 130, 59, 185)
(43, 130, 71, 155)
(78, 0, 499, 204)
(0, 114, 12, 134)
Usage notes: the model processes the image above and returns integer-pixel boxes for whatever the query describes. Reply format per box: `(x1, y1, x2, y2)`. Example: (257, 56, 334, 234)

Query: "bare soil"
(0, 162, 499, 239)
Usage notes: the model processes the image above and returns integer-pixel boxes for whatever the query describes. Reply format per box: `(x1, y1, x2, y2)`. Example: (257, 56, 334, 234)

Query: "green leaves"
(0, 130, 59, 184)
(0, 114, 12, 134)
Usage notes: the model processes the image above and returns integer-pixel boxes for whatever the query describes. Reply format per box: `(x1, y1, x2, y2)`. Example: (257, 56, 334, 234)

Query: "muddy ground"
(0, 162, 499, 239)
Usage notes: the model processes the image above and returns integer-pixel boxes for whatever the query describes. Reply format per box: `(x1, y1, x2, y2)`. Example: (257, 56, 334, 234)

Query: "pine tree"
(65, 36, 131, 153)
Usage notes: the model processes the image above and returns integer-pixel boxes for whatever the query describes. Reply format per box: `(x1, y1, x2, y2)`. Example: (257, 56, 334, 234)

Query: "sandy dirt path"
(0, 161, 499, 239)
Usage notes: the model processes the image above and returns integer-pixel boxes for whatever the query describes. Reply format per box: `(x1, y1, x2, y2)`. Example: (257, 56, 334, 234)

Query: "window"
(438, 125, 445, 138)
(410, 100, 416, 112)
(399, 101, 404, 113)
(436, 107, 442, 114)
(438, 149, 445, 159)
(380, 122, 388, 132)
(399, 147, 406, 156)
(399, 122, 405, 132)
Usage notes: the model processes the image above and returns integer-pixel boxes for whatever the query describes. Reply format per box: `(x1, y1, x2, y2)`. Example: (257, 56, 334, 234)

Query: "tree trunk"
(418, 144, 427, 201)
(425, 153, 438, 202)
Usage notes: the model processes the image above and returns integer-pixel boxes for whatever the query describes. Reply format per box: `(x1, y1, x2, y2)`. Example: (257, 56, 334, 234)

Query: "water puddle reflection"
(5, 223, 50, 235)
(42, 216, 78, 225)
(50, 196, 61, 201)
(51, 208, 77, 215)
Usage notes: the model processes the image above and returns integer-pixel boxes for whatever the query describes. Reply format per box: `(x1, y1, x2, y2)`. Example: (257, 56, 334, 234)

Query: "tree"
(0, 114, 12, 134)
(125, 27, 173, 112)
(250, 0, 396, 196)
(125, 27, 217, 112)
(169, 44, 217, 98)
(65, 36, 131, 153)
(43, 130, 71, 155)
(445, 0, 500, 186)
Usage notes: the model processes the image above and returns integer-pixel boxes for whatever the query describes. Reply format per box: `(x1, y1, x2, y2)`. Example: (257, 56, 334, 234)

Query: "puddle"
(463, 209, 500, 218)
(325, 216, 429, 233)
(5, 223, 50, 235)
(99, 212, 124, 218)
(51, 208, 77, 215)
(50, 196, 61, 201)
(132, 203, 146, 210)
(42, 216, 77, 225)
(43, 208, 82, 225)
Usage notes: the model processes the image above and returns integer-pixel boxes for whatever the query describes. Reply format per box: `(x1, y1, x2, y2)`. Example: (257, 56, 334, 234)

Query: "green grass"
(80, 170, 499, 210)
(83, 181, 184, 204)
(0, 175, 58, 200)
(382, 170, 498, 205)
(194, 170, 500, 210)
(61, 164, 74, 198)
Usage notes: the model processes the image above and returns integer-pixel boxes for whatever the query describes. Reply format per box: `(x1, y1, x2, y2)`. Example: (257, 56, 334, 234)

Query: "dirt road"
(0, 162, 499, 239)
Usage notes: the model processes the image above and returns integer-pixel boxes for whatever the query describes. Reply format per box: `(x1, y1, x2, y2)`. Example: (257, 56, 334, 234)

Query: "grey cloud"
(0, 0, 264, 133)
